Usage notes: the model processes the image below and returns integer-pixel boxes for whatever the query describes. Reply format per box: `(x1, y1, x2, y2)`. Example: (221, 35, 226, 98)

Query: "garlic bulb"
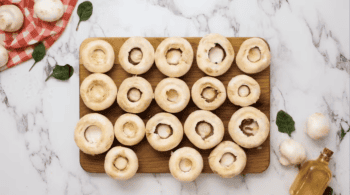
(34, 0, 65, 22)
(279, 139, 307, 166)
(0, 5, 24, 32)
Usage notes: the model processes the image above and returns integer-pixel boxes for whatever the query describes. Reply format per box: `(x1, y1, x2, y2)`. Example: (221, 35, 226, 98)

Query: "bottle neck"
(317, 153, 330, 164)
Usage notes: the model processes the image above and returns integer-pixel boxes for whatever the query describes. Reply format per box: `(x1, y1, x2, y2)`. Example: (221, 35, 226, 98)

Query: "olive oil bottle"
(289, 148, 333, 195)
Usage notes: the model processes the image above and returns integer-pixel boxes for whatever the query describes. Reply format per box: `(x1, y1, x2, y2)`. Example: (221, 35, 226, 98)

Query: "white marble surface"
(0, 0, 349, 194)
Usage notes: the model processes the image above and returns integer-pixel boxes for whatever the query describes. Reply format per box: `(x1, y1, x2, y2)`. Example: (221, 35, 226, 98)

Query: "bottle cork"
(321, 148, 333, 162)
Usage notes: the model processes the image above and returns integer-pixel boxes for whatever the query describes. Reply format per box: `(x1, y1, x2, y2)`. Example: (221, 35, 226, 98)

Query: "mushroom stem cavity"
(123, 122, 137, 137)
(239, 118, 259, 137)
(201, 86, 218, 103)
(129, 48, 143, 65)
(91, 49, 106, 65)
(195, 121, 214, 140)
(166, 48, 182, 65)
(208, 44, 226, 64)
(84, 125, 102, 144)
(166, 89, 179, 103)
(114, 156, 128, 170)
(220, 152, 236, 167)
(155, 124, 173, 139)
(127, 87, 142, 102)
(238, 85, 251, 97)
(87, 81, 108, 102)
(247, 47, 261, 63)
(179, 158, 192, 172)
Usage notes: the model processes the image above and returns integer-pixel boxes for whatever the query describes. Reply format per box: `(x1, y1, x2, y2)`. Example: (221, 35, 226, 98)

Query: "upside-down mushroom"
(104, 146, 138, 180)
(196, 33, 234, 76)
(114, 114, 145, 146)
(169, 147, 203, 182)
(81, 40, 115, 73)
(146, 113, 183, 151)
(80, 73, 118, 111)
(209, 141, 247, 178)
(236, 38, 271, 74)
(155, 78, 190, 113)
(184, 110, 224, 150)
(117, 76, 154, 113)
(74, 113, 114, 155)
(155, 37, 193, 77)
(228, 107, 269, 148)
(119, 37, 155, 75)
(227, 74, 261, 107)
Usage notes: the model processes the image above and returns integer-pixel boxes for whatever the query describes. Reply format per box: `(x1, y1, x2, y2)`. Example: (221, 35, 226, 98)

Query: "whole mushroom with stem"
(279, 139, 307, 166)
(306, 113, 330, 140)
(0, 45, 8, 68)
(0, 5, 24, 32)
(34, 0, 65, 22)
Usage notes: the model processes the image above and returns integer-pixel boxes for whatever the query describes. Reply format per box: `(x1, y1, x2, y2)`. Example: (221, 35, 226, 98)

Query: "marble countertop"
(0, 0, 349, 194)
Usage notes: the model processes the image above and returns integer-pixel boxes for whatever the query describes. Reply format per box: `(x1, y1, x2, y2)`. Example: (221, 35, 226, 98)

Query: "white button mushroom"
(0, 45, 8, 68)
(34, 0, 65, 22)
(279, 139, 307, 166)
(0, 5, 24, 32)
(306, 113, 330, 140)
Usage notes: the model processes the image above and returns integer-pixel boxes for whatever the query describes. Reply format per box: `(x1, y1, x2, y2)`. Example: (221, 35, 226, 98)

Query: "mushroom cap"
(104, 146, 139, 180)
(155, 78, 190, 113)
(0, 45, 8, 68)
(155, 37, 193, 77)
(306, 113, 330, 140)
(114, 114, 145, 146)
(209, 141, 247, 178)
(279, 139, 306, 166)
(146, 112, 183, 151)
(34, 0, 65, 22)
(0, 5, 24, 32)
(81, 40, 115, 73)
(74, 113, 114, 155)
(191, 76, 226, 111)
(169, 147, 203, 182)
(228, 107, 270, 148)
(80, 73, 118, 111)
(196, 33, 235, 76)
(117, 76, 154, 113)
(184, 110, 224, 150)
(236, 38, 271, 74)
(119, 37, 155, 75)
(227, 74, 261, 107)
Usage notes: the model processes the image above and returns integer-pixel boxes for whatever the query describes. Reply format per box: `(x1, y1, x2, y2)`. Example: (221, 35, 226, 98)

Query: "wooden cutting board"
(79, 37, 270, 174)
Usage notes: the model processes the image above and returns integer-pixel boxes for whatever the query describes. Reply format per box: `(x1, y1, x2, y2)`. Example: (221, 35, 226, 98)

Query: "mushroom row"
(74, 106, 269, 181)
(81, 34, 270, 76)
(80, 74, 261, 112)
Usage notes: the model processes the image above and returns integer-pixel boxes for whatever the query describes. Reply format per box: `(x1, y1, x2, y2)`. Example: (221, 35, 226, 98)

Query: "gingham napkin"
(0, 0, 78, 72)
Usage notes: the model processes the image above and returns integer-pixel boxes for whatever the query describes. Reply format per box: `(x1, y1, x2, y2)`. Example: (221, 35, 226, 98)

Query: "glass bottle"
(289, 148, 333, 195)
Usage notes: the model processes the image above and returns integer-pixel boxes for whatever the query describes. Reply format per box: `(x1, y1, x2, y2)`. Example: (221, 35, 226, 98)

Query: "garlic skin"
(306, 113, 330, 140)
(279, 139, 307, 166)
(0, 5, 24, 32)
(0, 45, 8, 68)
(34, 0, 65, 22)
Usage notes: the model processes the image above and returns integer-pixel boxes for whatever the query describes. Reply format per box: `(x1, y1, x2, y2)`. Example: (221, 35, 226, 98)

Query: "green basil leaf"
(276, 110, 295, 137)
(323, 186, 333, 195)
(29, 42, 46, 71)
(45, 64, 74, 82)
(339, 126, 350, 142)
(76, 1, 93, 31)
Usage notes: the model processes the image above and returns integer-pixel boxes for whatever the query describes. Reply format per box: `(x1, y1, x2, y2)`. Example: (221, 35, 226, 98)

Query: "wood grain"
(79, 37, 270, 174)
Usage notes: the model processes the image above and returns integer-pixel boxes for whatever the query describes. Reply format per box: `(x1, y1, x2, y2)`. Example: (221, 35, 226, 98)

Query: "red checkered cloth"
(0, 0, 78, 72)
